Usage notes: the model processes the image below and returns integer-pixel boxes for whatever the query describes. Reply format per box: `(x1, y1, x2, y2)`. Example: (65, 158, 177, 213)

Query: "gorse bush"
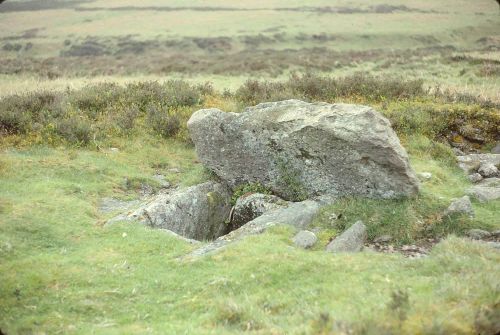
(235, 73, 426, 104)
(1, 75, 498, 148)
(0, 80, 208, 146)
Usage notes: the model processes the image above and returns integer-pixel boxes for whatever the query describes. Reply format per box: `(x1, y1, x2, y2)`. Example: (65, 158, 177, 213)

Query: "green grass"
(1, 130, 499, 334)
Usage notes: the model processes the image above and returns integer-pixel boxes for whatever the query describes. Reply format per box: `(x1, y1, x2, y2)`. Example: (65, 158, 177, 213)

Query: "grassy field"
(1, 0, 500, 334)
(0, 0, 499, 99)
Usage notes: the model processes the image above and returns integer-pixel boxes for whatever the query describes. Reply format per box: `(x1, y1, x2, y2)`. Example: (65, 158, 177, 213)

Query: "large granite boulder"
(188, 100, 419, 201)
(128, 181, 232, 241)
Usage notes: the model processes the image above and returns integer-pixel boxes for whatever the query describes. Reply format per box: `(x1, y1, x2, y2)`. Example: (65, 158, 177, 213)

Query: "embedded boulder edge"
(128, 181, 232, 241)
(326, 221, 367, 253)
(188, 100, 419, 200)
(230, 193, 288, 230)
(186, 200, 320, 258)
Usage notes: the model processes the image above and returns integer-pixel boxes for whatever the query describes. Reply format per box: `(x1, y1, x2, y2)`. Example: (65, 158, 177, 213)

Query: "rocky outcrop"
(230, 193, 288, 229)
(188, 100, 419, 201)
(326, 221, 367, 253)
(128, 181, 232, 241)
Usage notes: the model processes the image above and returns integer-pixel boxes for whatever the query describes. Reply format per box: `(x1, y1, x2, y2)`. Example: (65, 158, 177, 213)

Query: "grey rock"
(417, 172, 432, 181)
(326, 221, 367, 253)
(467, 229, 491, 240)
(491, 143, 500, 154)
(231, 193, 287, 229)
(99, 197, 141, 214)
(478, 162, 498, 178)
(188, 100, 419, 201)
(373, 234, 392, 243)
(491, 230, 500, 238)
(457, 154, 500, 174)
(186, 200, 320, 258)
(467, 177, 500, 203)
(468, 173, 483, 183)
(292, 230, 318, 249)
(129, 181, 232, 241)
(152, 174, 171, 188)
(444, 196, 474, 217)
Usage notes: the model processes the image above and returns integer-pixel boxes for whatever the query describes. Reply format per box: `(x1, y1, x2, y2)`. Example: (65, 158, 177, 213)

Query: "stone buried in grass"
(292, 230, 318, 249)
(444, 195, 474, 217)
(188, 100, 419, 201)
(326, 221, 367, 253)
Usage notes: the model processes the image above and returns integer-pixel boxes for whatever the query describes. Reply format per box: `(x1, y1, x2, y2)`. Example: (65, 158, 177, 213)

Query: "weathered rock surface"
(467, 229, 492, 240)
(292, 230, 318, 249)
(129, 181, 232, 241)
(230, 193, 288, 229)
(467, 178, 500, 203)
(457, 154, 500, 174)
(186, 200, 320, 258)
(188, 100, 419, 200)
(444, 196, 474, 217)
(478, 162, 499, 178)
(468, 173, 483, 183)
(326, 221, 367, 253)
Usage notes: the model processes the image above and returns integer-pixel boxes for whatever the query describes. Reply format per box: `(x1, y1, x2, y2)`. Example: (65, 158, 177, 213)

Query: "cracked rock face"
(129, 181, 232, 241)
(188, 100, 419, 201)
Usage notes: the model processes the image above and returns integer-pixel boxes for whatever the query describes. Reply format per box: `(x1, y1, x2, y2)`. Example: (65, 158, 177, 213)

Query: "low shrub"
(146, 105, 182, 139)
(235, 73, 426, 105)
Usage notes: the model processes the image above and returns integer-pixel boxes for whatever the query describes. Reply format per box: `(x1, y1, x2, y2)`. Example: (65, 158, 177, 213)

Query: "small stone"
(326, 221, 367, 253)
(467, 229, 491, 240)
(468, 173, 483, 183)
(292, 230, 318, 249)
(373, 234, 392, 244)
(168, 168, 181, 174)
(109, 147, 120, 153)
(478, 162, 498, 178)
(417, 172, 432, 181)
(444, 195, 474, 217)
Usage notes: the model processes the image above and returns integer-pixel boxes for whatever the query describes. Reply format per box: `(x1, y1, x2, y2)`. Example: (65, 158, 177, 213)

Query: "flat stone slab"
(99, 197, 141, 214)
(185, 200, 320, 258)
(326, 221, 367, 253)
(467, 178, 500, 203)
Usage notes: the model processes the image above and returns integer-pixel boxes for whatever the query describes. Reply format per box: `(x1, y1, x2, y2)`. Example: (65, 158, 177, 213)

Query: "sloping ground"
(0, 129, 499, 333)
